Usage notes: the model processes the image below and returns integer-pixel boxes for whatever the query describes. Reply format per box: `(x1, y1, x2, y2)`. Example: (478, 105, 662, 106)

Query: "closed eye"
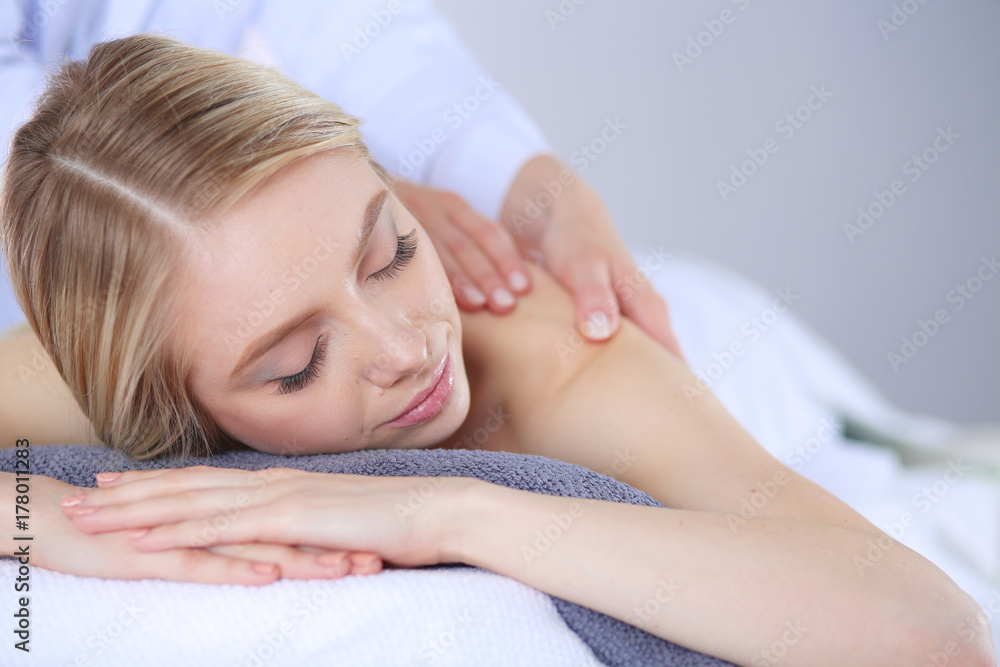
(369, 228, 417, 282)
(272, 335, 327, 396)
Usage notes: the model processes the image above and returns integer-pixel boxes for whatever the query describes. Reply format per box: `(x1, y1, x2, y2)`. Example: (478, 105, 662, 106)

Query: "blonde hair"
(1, 33, 383, 460)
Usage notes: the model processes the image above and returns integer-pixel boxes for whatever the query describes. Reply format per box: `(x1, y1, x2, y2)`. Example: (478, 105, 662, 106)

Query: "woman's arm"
(460, 262, 994, 663)
(62, 466, 995, 666)
(0, 323, 98, 446)
(0, 469, 379, 580)
(442, 476, 994, 666)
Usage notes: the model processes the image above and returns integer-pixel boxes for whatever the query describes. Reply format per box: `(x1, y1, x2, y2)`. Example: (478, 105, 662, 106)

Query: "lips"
(382, 351, 453, 428)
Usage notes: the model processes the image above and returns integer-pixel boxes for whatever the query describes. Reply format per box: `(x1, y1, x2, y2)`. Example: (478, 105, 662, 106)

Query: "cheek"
(214, 383, 365, 454)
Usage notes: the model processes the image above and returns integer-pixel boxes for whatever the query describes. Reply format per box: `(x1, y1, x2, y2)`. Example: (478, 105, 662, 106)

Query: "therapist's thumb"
(562, 258, 620, 342)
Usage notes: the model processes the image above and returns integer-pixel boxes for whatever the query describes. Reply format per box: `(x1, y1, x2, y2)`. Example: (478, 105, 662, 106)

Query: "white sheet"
(0, 565, 605, 666)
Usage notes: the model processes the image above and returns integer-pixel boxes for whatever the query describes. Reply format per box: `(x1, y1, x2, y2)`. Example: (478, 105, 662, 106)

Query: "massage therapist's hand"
(16, 473, 376, 584)
(390, 158, 685, 361)
(500, 154, 684, 361)
(61, 466, 467, 569)
(391, 177, 531, 313)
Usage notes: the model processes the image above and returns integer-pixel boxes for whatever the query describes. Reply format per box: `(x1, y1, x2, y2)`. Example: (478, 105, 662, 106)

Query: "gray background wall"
(435, 0, 999, 425)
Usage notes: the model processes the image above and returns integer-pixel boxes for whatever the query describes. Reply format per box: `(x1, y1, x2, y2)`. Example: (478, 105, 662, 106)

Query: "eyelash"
(369, 228, 417, 282)
(273, 228, 418, 395)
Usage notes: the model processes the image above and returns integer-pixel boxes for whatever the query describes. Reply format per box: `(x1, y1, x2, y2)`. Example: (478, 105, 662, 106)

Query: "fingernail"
(461, 285, 487, 306)
(508, 270, 529, 292)
(583, 311, 610, 339)
(252, 562, 277, 576)
(127, 528, 150, 539)
(492, 288, 515, 308)
(60, 495, 86, 507)
(95, 472, 122, 483)
(71, 506, 99, 516)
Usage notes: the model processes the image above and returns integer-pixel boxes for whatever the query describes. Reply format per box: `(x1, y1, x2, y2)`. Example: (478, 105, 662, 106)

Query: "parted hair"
(0, 33, 382, 459)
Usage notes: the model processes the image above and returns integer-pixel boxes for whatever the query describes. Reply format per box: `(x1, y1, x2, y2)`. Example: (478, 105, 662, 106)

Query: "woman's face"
(171, 150, 471, 454)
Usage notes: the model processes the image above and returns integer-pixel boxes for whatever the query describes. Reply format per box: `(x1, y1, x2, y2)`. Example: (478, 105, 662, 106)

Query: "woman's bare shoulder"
(458, 261, 617, 395)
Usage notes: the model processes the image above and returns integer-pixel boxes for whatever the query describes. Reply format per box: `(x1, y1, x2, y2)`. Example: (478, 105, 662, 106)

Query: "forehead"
(169, 150, 377, 369)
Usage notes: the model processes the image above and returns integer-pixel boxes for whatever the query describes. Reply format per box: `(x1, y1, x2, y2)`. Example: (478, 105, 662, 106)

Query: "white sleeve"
(0, 2, 46, 329)
(0, 2, 48, 168)
(248, 0, 552, 221)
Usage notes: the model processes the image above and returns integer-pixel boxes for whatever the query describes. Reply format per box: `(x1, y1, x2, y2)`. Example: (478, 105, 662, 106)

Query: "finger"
(137, 548, 282, 586)
(208, 543, 352, 580)
(447, 203, 531, 295)
(559, 257, 621, 342)
(126, 508, 278, 551)
(80, 466, 294, 506)
(433, 224, 517, 314)
(65, 485, 275, 534)
(433, 241, 489, 310)
(348, 552, 384, 576)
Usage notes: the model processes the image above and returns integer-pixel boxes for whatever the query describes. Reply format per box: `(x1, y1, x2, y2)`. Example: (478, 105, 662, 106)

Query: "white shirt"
(0, 0, 551, 329)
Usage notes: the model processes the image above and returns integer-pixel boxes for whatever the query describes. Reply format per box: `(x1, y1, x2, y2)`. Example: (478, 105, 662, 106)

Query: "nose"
(361, 314, 428, 389)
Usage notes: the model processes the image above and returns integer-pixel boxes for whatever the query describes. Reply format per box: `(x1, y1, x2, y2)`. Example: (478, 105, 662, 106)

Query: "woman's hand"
(15, 472, 367, 585)
(62, 466, 468, 569)
(7, 472, 375, 584)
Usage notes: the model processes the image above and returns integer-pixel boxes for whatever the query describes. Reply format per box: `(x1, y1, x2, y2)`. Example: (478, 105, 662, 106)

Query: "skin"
(390, 153, 685, 360)
(0, 151, 993, 663)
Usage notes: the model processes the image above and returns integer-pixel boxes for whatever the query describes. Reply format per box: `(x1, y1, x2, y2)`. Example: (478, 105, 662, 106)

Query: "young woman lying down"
(0, 34, 992, 666)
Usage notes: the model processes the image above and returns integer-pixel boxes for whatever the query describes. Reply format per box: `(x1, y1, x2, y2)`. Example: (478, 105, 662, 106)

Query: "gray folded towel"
(0, 444, 735, 667)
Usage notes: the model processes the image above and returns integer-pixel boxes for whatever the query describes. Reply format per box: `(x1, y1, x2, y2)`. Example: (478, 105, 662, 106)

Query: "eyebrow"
(228, 188, 389, 383)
